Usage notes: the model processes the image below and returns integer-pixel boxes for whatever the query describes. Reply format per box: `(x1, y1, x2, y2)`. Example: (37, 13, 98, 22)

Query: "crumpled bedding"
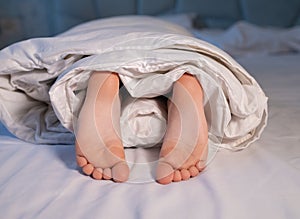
(0, 15, 268, 151)
(193, 21, 300, 57)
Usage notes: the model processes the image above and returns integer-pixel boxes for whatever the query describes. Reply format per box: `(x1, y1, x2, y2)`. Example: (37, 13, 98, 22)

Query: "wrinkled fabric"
(193, 21, 300, 57)
(0, 15, 268, 150)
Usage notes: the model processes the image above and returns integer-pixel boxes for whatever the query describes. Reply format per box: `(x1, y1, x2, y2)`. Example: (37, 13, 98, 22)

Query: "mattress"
(1, 21, 300, 218)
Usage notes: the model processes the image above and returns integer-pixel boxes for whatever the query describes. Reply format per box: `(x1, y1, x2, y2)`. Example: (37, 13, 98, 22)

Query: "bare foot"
(75, 72, 129, 182)
(156, 73, 208, 184)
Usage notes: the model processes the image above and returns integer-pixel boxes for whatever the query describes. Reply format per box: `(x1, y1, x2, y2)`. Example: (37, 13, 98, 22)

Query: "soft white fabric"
(120, 96, 167, 148)
(0, 53, 299, 219)
(0, 15, 267, 151)
(193, 21, 300, 57)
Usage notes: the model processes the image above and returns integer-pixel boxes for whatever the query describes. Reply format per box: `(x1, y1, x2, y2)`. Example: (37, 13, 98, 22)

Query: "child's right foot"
(75, 72, 129, 182)
(156, 73, 208, 184)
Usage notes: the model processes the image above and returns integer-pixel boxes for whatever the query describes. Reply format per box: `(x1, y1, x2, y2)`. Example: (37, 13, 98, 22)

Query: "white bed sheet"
(1, 53, 300, 219)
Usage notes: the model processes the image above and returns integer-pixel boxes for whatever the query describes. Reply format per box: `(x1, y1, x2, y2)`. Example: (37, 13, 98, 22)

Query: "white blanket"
(0, 15, 268, 151)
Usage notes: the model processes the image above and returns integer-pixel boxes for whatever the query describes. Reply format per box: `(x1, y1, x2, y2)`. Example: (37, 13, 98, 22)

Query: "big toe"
(156, 162, 174, 184)
(112, 162, 130, 182)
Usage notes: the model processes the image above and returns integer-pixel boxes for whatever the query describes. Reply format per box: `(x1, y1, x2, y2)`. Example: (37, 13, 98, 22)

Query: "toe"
(76, 155, 88, 167)
(157, 174, 174, 185)
(92, 168, 103, 180)
(173, 170, 182, 182)
(103, 168, 112, 180)
(196, 160, 206, 171)
(112, 162, 129, 182)
(156, 162, 174, 184)
(180, 169, 191, 180)
(82, 163, 94, 175)
(189, 166, 199, 177)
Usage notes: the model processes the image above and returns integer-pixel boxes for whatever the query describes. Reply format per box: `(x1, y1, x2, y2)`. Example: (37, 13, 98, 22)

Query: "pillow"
(158, 13, 196, 30)
(193, 21, 300, 57)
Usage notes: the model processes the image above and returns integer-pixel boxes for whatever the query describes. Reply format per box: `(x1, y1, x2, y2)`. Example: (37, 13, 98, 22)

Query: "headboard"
(0, 0, 300, 48)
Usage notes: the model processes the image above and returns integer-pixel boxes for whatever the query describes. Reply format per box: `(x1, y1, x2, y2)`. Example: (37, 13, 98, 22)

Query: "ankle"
(173, 78, 204, 104)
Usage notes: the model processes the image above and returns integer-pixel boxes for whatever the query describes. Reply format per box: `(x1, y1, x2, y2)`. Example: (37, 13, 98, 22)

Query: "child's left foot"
(156, 73, 208, 184)
(75, 72, 129, 182)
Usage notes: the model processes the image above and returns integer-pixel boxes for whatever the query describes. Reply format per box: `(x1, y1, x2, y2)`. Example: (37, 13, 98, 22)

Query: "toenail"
(196, 160, 206, 171)
(189, 166, 199, 177)
(82, 164, 94, 175)
(181, 169, 190, 180)
(92, 169, 103, 179)
(103, 168, 112, 179)
(173, 170, 182, 182)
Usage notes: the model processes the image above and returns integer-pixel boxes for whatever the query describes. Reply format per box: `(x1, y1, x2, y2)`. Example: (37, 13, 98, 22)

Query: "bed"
(1, 0, 300, 218)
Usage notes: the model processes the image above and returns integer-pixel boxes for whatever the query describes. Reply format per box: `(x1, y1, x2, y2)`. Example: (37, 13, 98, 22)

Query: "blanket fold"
(0, 16, 268, 151)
